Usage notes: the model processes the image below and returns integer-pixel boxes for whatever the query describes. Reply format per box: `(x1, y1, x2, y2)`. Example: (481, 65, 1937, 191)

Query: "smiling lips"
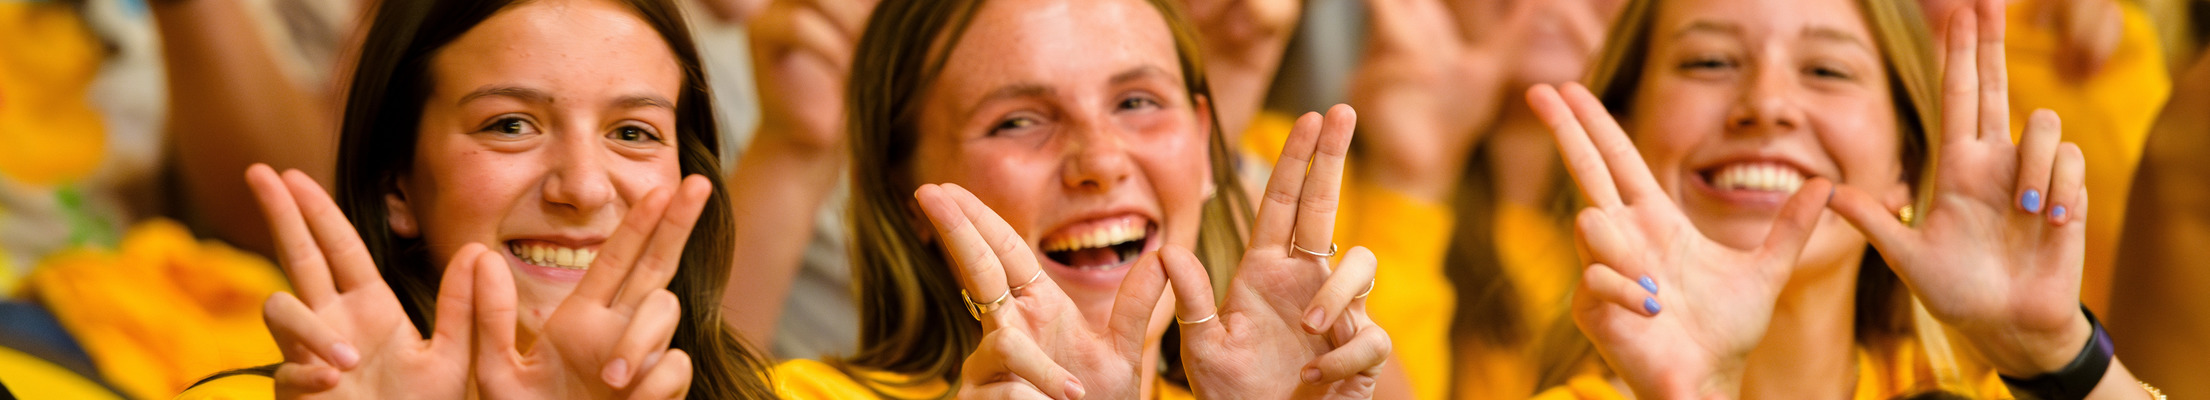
(508, 240, 597, 270)
(1039, 217, 1152, 270)
(1708, 162, 1807, 193)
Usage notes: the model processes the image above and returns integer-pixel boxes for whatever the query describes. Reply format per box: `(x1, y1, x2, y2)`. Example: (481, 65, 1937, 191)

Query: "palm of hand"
(305, 288, 470, 399)
(1896, 143, 2082, 334)
(1180, 250, 1337, 398)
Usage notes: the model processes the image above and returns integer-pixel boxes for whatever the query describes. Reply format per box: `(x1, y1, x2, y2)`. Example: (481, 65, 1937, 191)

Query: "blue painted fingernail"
(1643, 297, 1661, 315)
(2053, 205, 2067, 220)
(2022, 189, 2042, 213)
(1638, 276, 1658, 294)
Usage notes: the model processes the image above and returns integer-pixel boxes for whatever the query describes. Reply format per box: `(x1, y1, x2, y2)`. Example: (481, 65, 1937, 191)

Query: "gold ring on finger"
(1293, 242, 1339, 258)
(1007, 269, 1044, 294)
(1352, 279, 1375, 299)
(962, 289, 1010, 321)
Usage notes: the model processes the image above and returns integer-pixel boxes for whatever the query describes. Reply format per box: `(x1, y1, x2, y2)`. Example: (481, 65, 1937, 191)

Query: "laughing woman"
(1528, 0, 2163, 398)
(769, 0, 1396, 398)
(179, 0, 777, 398)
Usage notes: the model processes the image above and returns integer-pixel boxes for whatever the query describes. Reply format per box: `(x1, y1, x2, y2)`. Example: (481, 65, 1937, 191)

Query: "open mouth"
(1038, 217, 1156, 271)
(1700, 162, 1807, 194)
(507, 240, 597, 270)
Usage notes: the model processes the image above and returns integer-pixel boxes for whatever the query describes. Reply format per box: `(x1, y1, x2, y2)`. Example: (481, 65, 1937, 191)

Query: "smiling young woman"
(178, 0, 776, 398)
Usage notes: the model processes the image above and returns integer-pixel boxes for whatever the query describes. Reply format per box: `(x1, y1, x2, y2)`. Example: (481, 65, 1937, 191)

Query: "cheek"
(1812, 104, 1906, 193)
(413, 140, 540, 256)
(1628, 91, 1729, 191)
(1131, 120, 1212, 245)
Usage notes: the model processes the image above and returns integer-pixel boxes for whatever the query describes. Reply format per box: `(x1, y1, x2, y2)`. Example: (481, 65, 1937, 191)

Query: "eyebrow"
(1672, 20, 1741, 39)
(1802, 26, 1874, 51)
(458, 85, 674, 111)
(962, 65, 1177, 117)
(1110, 65, 1175, 86)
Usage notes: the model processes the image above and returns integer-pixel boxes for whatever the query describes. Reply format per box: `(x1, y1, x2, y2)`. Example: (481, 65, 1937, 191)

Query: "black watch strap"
(1999, 305, 2112, 400)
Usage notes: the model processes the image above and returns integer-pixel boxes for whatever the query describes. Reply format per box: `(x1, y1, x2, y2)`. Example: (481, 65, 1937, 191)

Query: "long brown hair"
(331, 0, 774, 398)
(1446, 0, 1945, 392)
(837, 0, 1251, 396)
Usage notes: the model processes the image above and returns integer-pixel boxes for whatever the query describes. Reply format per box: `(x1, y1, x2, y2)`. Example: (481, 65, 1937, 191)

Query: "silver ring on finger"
(962, 289, 1010, 321)
(1007, 269, 1044, 294)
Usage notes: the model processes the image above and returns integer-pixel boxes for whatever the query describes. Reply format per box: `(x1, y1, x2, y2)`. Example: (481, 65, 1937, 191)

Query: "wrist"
(1994, 305, 2113, 400)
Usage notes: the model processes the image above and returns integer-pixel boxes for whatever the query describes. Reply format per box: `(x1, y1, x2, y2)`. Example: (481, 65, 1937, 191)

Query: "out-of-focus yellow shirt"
(2002, 0, 2169, 312)
(774, 359, 1195, 399)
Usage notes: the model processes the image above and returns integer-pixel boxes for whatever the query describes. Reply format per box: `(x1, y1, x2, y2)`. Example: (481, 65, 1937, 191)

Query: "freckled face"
(909, 0, 1213, 327)
(398, 0, 684, 330)
(1628, 0, 1912, 268)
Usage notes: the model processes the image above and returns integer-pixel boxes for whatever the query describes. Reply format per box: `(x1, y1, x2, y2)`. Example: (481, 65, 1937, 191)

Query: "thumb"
(1105, 247, 1171, 357)
(431, 243, 490, 354)
(1757, 179, 1834, 279)
(1828, 184, 1916, 258)
(1157, 245, 1222, 346)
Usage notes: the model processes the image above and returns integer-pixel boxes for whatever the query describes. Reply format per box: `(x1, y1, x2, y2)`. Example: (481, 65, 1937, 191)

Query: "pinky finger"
(273, 363, 341, 394)
(1583, 263, 1660, 316)
(626, 349, 693, 400)
(962, 383, 1060, 400)
(2046, 142, 2086, 225)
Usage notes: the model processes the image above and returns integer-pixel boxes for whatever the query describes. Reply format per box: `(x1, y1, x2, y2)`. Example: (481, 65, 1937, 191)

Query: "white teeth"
(1712, 163, 1806, 193)
(508, 242, 596, 270)
(1042, 220, 1148, 253)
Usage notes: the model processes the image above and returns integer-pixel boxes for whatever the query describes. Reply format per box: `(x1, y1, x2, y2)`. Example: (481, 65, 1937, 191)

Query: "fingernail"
(2053, 205, 2067, 221)
(602, 358, 630, 388)
(2022, 189, 2042, 213)
(1303, 307, 1326, 332)
(1303, 367, 1321, 383)
(1064, 378, 1085, 400)
(330, 343, 360, 368)
(1638, 276, 1658, 295)
(1643, 297, 1662, 315)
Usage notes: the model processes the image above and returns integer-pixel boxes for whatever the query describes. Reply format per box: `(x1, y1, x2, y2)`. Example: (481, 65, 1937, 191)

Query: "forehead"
(931, 0, 1183, 101)
(431, 0, 680, 99)
(1655, 0, 1874, 43)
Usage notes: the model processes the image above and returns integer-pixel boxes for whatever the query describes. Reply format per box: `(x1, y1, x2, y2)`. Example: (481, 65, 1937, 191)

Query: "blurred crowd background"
(0, 0, 2205, 398)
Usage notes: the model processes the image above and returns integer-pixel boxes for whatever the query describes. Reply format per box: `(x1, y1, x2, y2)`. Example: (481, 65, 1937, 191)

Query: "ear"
(386, 178, 421, 238)
(1193, 93, 1220, 201)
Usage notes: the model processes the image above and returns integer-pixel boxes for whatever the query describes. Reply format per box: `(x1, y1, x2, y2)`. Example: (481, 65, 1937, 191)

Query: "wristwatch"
(1998, 304, 2112, 400)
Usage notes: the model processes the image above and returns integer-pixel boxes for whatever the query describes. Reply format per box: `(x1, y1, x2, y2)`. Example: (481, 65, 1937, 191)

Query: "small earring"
(1898, 204, 1916, 225)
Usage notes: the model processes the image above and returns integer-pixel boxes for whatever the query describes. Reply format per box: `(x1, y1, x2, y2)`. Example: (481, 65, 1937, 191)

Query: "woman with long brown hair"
(180, 0, 777, 397)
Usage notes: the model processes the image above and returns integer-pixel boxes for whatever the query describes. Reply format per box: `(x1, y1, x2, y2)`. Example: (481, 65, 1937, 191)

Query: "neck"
(1484, 102, 1563, 209)
(1741, 253, 1863, 400)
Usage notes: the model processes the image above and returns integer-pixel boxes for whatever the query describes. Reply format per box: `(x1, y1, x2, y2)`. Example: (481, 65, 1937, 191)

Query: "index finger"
(1527, 84, 1624, 208)
(1251, 111, 1326, 250)
(1974, 0, 2011, 143)
(943, 184, 1060, 301)
(916, 184, 1012, 332)
(247, 165, 335, 306)
(572, 185, 676, 307)
(1291, 105, 1357, 261)
(616, 176, 713, 308)
(1557, 83, 1668, 204)
(281, 169, 387, 294)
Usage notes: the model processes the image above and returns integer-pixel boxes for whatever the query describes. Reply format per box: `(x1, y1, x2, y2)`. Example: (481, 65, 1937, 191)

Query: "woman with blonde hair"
(1528, 0, 2164, 398)
(770, 0, 1396, 397)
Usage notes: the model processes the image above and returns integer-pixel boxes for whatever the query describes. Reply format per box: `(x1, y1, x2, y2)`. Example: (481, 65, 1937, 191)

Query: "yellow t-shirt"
(774, 359, 1196, 399)
(1528, 341, 2013, 399)
(2002, 0, 2169, 313)
(0, 345, 122, 400)
(1242, 112, 1458, 399)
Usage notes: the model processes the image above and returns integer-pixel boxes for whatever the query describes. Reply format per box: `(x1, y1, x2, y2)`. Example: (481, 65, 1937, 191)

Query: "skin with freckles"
(394, 0, 684, 330)
(1629, 0, 1911, 273)
(908, 0, 1213, 330)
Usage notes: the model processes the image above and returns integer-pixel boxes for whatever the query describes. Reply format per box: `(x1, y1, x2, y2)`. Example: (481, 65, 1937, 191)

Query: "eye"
(990, 116, 1040, 136)
(610, 124, 664, 144)
(480, 116, 538, 138)
(1678, 55, 1736, 71)
(1117, 96, 1161, 111)
(1805, 64, 1854, 80)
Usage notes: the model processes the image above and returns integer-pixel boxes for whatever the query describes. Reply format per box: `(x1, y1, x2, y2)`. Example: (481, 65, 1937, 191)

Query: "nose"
(1059, 116, 1133, 193)
(542, 131, 616, 214)
(1727, 61, 1806, 135)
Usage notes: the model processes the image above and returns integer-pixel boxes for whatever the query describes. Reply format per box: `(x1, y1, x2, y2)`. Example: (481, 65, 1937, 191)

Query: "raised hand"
(1525, 84, 1834, 399)
(1829, 2, 2095, 378)
(1179, 0, 1299, 138)
(916, 183, 1168, 400)
(1163, 105, 1392, 399)
(1345, 0, 1516, 201)
(470, 176, 714, 399)
(246, 164, 478, 399)
(748, 0, 874, 150)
